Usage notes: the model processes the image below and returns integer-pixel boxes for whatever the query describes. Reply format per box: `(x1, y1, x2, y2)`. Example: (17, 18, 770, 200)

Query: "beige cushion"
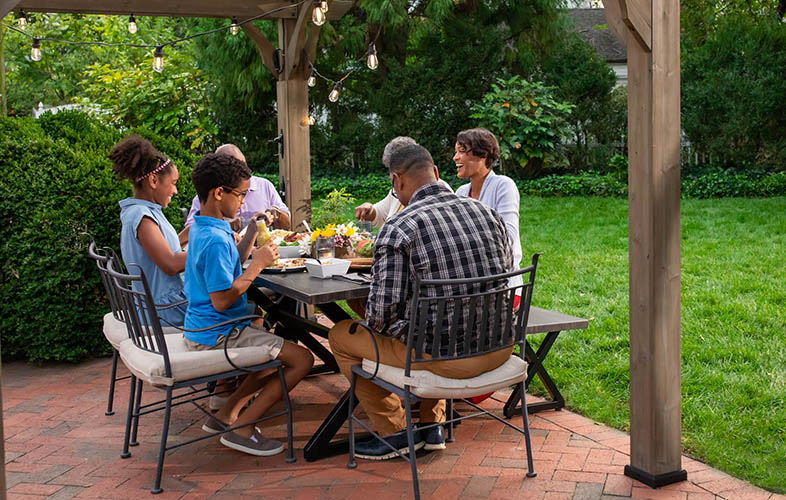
(360, 355, 528, 399)
(118, 335, 276, 387)
(103, 312, 181, 349)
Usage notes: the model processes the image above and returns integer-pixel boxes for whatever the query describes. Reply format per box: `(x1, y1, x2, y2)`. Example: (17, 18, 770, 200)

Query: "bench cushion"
(360, 355, 527, 399)
(118, 335, 276, 387)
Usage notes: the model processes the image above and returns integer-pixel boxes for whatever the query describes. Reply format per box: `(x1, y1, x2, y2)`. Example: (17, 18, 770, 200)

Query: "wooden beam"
(304, 24, 321, 63)
(601, 0, 628, 43)
(14, 0, 299, 18)
(606, 0, 686, 487)
(284, 1, 310, 80)
(242, 22, 278, 76)
(1, 0, 20, 20)
(618, 0, 652, 51)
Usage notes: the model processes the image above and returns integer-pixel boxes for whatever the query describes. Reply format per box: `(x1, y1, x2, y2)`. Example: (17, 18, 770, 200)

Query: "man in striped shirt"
(329, 144, 514, 460)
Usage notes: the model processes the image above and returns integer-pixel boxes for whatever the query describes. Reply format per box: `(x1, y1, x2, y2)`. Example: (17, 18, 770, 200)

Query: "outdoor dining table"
(249, 270, 588, 461)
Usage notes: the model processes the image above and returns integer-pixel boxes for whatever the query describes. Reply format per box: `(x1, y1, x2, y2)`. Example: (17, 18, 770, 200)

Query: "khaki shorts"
(184, 324, 284, 359)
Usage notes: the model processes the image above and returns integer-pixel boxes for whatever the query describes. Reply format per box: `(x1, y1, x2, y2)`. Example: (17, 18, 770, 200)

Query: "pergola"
(0, 0, 685, 491)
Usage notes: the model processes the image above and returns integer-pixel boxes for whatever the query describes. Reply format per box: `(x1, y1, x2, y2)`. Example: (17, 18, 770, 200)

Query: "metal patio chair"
(105, 258, 294, 494)
(346, 254, 540, 500)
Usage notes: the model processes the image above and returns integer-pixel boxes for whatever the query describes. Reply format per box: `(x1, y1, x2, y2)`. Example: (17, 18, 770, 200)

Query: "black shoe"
(353, 429, 424, 460)
(423, 424, 446, 451)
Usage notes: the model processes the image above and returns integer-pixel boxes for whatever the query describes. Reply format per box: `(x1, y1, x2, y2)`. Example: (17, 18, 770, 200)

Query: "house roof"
(569, 8, 627, 63)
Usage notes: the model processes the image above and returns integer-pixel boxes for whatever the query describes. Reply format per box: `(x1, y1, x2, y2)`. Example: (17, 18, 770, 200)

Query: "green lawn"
(312, 196, 786, 492)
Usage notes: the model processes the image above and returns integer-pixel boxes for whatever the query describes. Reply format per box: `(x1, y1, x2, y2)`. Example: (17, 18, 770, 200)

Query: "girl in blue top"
(109, 135, 188, 327)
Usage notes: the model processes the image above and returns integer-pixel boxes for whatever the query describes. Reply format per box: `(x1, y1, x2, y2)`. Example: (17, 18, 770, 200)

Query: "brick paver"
(2, 357, 781, 499)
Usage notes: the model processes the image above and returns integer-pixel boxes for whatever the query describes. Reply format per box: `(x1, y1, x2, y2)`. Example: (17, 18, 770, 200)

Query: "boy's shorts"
(183, 324, 284, 359)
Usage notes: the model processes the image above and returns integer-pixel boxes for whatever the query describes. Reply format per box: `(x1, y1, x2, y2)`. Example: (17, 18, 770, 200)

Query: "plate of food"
(261, 257, 308, 273)
(271, 230, 310, 258)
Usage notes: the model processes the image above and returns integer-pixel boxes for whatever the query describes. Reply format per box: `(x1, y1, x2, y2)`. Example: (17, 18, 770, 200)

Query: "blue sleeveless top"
(118, 198, 187, 327)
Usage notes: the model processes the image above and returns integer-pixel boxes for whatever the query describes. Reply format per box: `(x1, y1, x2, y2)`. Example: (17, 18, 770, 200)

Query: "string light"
(308, 115, 316, 126)
(312, 0, 326, 26)
(320, 0, 329, 13)
(230, 17, 239, 36)
(127, 14, 137, 34)
(31, 38, 41, 61)
(17, 10, 27, 30)
(366, 43, 378, 70)
(152, 45, 164, 72)
(328, 81, 342, 102)
(307, 67, 317, 87)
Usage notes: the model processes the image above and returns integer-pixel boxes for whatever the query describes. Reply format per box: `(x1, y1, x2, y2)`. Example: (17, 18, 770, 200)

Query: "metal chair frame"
(105, 258, 295, 494)
(346, 255, 540, 500)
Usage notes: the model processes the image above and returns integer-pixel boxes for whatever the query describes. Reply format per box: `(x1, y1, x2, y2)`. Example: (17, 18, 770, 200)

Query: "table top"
(254, 272, 370, 304)
(254, 273, 588, 334)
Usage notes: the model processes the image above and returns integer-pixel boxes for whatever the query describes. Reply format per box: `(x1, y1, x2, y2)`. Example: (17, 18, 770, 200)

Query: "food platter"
(261, 257, 307, 274)
(347, 257, 373, 272)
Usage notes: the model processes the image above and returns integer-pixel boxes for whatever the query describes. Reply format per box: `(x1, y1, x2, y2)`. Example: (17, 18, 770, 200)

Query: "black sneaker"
(353, 429, 424, 460)
(423, 424, 446, 451)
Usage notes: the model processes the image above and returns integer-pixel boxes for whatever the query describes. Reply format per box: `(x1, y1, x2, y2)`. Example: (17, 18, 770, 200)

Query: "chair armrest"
(349, 320, 383, 379)
(154, 298, 188, 311)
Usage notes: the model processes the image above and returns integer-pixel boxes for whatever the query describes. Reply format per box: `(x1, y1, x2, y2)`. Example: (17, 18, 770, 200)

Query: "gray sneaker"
(220, 430, 284, 457)
(201, 415, 227, 434)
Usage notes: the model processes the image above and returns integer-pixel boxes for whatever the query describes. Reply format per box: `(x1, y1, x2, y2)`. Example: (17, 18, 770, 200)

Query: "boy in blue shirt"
(184, 153, 313, 456)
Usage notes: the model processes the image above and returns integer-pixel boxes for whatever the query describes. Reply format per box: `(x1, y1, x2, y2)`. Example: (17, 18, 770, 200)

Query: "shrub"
(0, 112, 197, 362)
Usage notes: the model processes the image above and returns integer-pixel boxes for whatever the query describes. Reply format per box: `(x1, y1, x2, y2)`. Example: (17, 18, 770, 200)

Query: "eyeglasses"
(222, 186, 248, 201)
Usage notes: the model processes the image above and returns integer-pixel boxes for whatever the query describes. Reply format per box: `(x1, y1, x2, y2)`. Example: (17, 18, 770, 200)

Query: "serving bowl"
(305, 258, 351, 279)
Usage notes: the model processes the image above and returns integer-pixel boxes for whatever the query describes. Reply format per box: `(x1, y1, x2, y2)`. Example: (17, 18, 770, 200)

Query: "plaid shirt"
(366, 182, 513, 354)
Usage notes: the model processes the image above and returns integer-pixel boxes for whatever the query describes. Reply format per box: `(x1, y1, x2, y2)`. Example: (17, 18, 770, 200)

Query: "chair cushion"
(360, 355, 528, 399)
(117, 335, 277, 387)
(103, 312, 182, 350)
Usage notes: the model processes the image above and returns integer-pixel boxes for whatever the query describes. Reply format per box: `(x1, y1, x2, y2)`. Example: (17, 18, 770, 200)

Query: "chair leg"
(152, 387, 173, 494)
(520, 392, 537, 478)
(403, 389, 420, 500)
(106, 349, 119, 416)
(347, 372, 357, 469)
(446, 399, 455, 443)
(121, 375, 136, 459)
(277, 366, 296, 463)
(130, 378, 143, 447)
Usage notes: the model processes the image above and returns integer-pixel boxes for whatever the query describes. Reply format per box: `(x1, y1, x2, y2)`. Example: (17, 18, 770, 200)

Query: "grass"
(312, 196, 786, 492)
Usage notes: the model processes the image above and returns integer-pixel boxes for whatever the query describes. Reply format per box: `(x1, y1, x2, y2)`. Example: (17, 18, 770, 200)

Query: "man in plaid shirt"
(329, 144, 515, 460)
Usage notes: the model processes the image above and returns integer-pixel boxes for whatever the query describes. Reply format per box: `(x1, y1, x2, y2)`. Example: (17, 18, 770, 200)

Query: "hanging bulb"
(308, 115, 316, 126)
(230, 17, 239, 35)
(320, 0, 329, 13)
(312, 0, 326, 26)
(307, 68, 317, 87)
(30, 38, 41, 61)
(17, 10, 27, 30)
(152, 45, 164, 73)
(128, 14, 137, 34)
(366, 43, 378, 70)
(328, 81, 342, 102)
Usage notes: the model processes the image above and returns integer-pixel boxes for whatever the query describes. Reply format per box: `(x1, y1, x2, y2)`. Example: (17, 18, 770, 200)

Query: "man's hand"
(253, 211, 275, 226)
(250, 240, 279, 270)
(355, 202, 376, 222)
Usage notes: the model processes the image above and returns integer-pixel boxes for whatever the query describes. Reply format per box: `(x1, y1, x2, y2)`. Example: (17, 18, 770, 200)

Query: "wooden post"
(276, 11, 312, 231)
(603, 0, 687, 488)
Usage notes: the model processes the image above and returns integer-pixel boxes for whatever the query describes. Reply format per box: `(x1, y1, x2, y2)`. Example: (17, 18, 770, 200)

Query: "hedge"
(0, 111, 198, 362)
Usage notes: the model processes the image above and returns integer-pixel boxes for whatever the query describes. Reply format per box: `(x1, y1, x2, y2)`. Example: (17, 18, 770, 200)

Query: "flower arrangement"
(311, 222, 359, 248)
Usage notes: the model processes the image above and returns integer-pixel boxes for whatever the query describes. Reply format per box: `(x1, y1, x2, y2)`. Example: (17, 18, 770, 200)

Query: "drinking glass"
(357, 220, 373, 236)
(315, 236, 335, 263)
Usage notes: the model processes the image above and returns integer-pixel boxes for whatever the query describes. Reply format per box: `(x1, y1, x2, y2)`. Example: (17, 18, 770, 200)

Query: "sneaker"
(201, 415, 227, 434)
(208, 394, 230, 411)
(354, 429, 424, 460)
(220, 430, 285, 457)
(423, 424, 446, 451)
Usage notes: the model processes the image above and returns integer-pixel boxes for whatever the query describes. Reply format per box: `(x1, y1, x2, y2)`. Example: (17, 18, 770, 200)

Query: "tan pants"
(328, 319, 513, 436)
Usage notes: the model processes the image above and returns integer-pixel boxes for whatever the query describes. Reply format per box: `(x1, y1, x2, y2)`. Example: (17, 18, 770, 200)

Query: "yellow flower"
(323, 228, 336, 238)
(345, 227, 355, 236)
(310, 229, 320, 242)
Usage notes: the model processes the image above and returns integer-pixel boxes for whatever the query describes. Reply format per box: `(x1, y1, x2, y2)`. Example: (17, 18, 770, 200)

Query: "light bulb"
(308, 115, 316, 126)
(230, 17, 239, 35)
(312, 1, 325, 26)
(366, 43, 378, 70)
(328, 81, 342, 102)
(320, 0, 329, 13)
(31, 38, 41, 61)
(152, 45, 164, 73)
(128, 14, 137, 34)
(307, 68, 317, 87)
(17, 10, 27, 30)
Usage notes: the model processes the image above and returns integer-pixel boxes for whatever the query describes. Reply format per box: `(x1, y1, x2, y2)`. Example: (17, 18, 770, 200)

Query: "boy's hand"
(251, 240, 279, 270)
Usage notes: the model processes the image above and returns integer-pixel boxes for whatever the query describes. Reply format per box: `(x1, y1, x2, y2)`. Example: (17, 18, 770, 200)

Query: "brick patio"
(2, 357, 782, 500)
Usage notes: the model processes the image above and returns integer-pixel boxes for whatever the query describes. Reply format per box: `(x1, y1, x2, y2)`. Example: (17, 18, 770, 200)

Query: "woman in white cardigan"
(453, 128, 523, 293)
